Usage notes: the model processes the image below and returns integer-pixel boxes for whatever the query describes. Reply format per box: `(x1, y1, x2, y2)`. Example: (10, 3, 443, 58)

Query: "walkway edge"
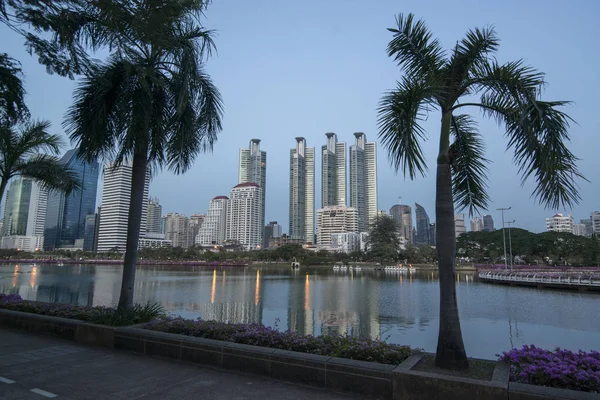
(1, 309, 595, 400)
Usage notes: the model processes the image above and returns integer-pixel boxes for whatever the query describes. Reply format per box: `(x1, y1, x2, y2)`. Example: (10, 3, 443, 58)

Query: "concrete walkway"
(0, 329, 363, 400)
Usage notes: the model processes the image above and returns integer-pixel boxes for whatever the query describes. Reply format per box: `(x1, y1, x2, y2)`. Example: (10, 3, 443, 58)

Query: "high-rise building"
(546, 213, 574, 233)
(83, 213, 98, 251)
(591, 212, 600, 236)
(414, 203, 431, 245)
(188, 214, 205, 246)
(289, 137, 315, 243)
(572, 223, 587, 237)
(455, 214, 467, 237)
(263, 220, 282, 249)
(390, 204, 412, 244)
(43, 149, 99, 250)
(483, 214, 494, 231)
(349, 132, 378, 232)
(196, 196, 228, 246)
(429, 223, 436, 245)
(321, 133, 347, 207)
(470, 216, 483, 232)
(580, 218, 593, 237)
(147, 197, 162, 234)
(226, 182, 262, 250)
(0, 178, 47, 251)
(164, 212, 189, 248)
(316, 206, 358, 247)
(238, 139, 267, 245)
(96, 162, 150, 253)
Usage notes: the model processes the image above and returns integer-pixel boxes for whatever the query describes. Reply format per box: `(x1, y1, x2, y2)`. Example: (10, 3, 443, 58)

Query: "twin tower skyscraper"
(290, 132, 377, 243)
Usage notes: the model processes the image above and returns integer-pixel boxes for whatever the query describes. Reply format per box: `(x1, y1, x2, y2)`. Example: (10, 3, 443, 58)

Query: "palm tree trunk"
(117, 146, 148, 312)
(435, 112, 468, 369)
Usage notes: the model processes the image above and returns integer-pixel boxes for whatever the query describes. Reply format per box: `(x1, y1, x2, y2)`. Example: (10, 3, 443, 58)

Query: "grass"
(412, 355, 496, 381)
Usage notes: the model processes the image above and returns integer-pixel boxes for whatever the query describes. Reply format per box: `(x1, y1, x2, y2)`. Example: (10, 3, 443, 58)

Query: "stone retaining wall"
(1, 309, 597, 400)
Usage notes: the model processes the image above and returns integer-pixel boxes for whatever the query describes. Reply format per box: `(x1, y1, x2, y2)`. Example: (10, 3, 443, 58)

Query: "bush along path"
(145, 316, 416, 365)
(0, 293, 164, 326)
(499, 345, 600, 393)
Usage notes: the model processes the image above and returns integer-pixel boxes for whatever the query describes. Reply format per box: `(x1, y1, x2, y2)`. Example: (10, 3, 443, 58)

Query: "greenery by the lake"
(0, 293, 164, 326)
(458, 229, 599, 266)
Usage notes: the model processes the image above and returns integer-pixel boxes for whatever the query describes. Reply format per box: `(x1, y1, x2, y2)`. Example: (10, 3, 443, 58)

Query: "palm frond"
(65, 58, 131, 164)
(503, 100, 583, 209)
(449, 114, 490, 215)
(15, 153, 81, 195)
(387, 13, 446, 79)
(15, 120, 61, 157)
(445, 26, 499, 99)
(377, 76, 437, 179)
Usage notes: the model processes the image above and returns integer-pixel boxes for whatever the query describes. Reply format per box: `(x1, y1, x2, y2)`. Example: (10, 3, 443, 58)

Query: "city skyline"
(1, 1, 598, 234)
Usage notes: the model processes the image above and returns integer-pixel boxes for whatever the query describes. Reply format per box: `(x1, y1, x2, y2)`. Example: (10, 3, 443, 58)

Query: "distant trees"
(457, 229, 599, 266)
(367, 215, 401, 262)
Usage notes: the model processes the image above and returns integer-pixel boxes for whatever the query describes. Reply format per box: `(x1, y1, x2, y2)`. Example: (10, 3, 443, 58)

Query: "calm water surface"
(1, 263, 599, 359)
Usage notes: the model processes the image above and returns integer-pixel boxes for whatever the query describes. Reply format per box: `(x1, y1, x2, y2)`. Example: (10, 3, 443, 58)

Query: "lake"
(1, 262, 598, 359)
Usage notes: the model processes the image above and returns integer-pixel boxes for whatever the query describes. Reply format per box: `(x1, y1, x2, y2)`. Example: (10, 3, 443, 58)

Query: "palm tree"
(64, 1, 223, 312)
(0, 120, 80, 211)
(378, 14, 582, 369)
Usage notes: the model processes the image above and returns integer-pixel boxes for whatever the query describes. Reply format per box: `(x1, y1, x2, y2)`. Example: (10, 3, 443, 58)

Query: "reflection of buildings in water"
(173, 269, 264, 325)
(34, 281, 94, 306)
(287, 273, 315, 336)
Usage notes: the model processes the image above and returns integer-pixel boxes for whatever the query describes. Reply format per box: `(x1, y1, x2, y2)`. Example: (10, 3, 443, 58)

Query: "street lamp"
(506, 220, 516, 271)
(496, 207, 511, 270)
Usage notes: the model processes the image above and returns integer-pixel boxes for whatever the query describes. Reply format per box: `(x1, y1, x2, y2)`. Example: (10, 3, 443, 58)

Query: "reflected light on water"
(30, 266, 37, 288)
(255, 269, 260, 305)
(304, 274, 310, 311)
(210, 269, 216, 304)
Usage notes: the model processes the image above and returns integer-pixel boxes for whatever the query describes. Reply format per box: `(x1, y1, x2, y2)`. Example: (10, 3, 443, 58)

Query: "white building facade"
(546, 213, 575, 233)
(316, 206, 358, 247)
(0, 178, 47, 251)
(591, 212, 600, 236)
(196, 196, 229, 246)
(226, 183, 262, 250)
(238, 139, 267, 245)
(96, 163, 150, 252)
(164, 212, 189, 248)
(349, 132, 378, 232)
(470, 216, 483, 232)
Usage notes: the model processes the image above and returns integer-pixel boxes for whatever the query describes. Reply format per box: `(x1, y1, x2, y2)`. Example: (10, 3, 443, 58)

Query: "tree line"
(457, 229, 599, 266)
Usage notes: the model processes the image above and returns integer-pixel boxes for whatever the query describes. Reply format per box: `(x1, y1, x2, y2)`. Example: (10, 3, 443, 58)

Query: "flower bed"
(499, 345, 600, 393)
(0, 293, 163, 326)
(146, 316, 416, 365)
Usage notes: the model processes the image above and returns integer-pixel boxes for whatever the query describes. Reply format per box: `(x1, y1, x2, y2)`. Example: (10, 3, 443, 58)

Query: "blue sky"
(2, 0, 598, 233)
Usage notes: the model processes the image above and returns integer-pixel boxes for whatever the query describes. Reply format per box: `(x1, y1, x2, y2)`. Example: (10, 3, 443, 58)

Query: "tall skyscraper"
(164, 212, 189, 248)
(289, 137, 315, 243)
(390, 204, 412, 244)
(483, 214, 494, 231)
(44, 149, 99, 250)
(146, 197, 162, 234)
(470, 216, 483, 232)
(1, 178, 47, 251)
(316, 206, 358, 247)
(196, 196, 228, 246)
(263, 220, 282, 249)
(580, 218, 593, 237)
(83, 213, 98, 251)
(455, 214, 467, 237)
(414, 203, 431, 245)
(96, 162, 150, 253)
(321, 132, 346, 207)
(349, 132, 378, 231)
(226, 182, 262, 250)
(238, 139, 267, 244)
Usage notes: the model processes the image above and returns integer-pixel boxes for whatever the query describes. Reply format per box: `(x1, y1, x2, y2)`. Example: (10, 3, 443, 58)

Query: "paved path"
(0, 329, 363, 400)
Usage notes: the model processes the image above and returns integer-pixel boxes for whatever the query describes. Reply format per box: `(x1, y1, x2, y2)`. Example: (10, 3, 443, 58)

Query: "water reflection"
(1, 262, 599, 359)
